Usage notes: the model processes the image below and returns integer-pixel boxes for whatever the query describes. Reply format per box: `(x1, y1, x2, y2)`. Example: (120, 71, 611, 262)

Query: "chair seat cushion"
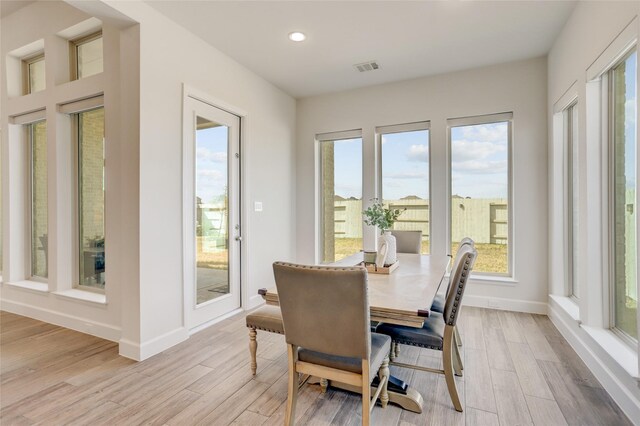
(246, 305, 284, 334)
(430, 293, 445, 314)
(376, 313, 445, 351)
(298, 333, 391, 377)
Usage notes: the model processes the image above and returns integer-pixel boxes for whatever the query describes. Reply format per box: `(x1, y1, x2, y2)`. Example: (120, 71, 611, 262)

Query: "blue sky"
(382, 130, 429, 200)
(451, 122, 509, 199)
(623, 51, 637, 191)
(332, 123, 509, 200)
(196, 125, 228, 204)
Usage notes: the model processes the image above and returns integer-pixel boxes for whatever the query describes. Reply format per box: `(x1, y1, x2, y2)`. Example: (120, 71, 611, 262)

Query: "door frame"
(182, 84, 250, 332)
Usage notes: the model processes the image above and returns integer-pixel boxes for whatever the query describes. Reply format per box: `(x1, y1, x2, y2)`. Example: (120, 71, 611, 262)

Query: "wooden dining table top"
(260, 252, 450, 328)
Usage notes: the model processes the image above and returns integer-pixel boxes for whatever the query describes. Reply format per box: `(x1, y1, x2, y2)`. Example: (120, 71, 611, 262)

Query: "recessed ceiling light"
(288, 32, 306, 42)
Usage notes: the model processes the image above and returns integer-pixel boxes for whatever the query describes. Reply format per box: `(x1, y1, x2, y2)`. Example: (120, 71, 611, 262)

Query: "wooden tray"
(361, 260, 399, 275)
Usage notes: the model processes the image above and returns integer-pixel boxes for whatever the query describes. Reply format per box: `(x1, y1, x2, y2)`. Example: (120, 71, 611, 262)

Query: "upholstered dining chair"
(375, 244, 477, 412)
(390, 230, 422, 254)
(273, 262, 391, 426)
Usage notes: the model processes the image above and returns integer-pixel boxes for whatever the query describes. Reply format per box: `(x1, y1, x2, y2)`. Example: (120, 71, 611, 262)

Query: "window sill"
(452, 274, 518, 286)
(581, 325, 639, 379)
(549, 294, 580, 322)
(53, 289, 106, 305)
(4, 280, 49, 293)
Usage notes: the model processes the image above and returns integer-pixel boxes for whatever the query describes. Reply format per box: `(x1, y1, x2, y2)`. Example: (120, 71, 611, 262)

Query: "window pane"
(31, 121, 47, 278)
(381, 129, 430, 253)
(567, 104, 579, 298)
(78, 108, 105, 289)
(320, 138, 362, 263)
(451, 121, 509, 274)
(195, 117, 229, 305)
(612, 51, 637, 340)
(28, 57, 45, 93)
(77, 37, 103, 79)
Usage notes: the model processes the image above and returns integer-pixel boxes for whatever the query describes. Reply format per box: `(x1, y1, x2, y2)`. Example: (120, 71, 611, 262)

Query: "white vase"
(376, 231, 397, 267)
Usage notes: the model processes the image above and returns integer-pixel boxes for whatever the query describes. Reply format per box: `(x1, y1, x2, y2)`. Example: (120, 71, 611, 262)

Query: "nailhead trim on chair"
(390, 339, 443, 351)
(273, 261, 364, 272)
(246, 325, 284, 334)
(447, 257, 471, 326)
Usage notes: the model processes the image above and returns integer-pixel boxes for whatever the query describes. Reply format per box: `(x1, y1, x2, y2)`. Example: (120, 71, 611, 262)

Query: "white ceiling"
(148, 1, 576, 98)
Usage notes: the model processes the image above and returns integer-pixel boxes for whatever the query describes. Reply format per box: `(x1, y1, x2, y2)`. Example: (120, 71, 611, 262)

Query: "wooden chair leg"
(389, 342, 397, 362)
(285, 345, 299, 426)
(454, 326, 463, 347)
(454, 338, 464, 373)
(249, 328, 257, 375)
(361, 360, 371, 426)
(452, 342, 462, 377)
(394, 342, 400, 359)
(443, 326, 463, 412)
(379, 355, 390, 408)
(320, 378, 328, 393)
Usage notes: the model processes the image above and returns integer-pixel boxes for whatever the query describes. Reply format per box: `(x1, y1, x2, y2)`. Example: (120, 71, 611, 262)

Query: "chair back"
(273, 262, 371, 360)
(443, 245, 477, 326)
(390, 230, 422, 254)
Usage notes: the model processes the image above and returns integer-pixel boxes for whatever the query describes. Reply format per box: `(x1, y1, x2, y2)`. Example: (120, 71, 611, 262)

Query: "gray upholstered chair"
(431, 237, 475, 314)
(375, 244, 477, 412)
(246, 305, 284, 375)
(390, 230, 422, 254)
(273, 262, 391, 426)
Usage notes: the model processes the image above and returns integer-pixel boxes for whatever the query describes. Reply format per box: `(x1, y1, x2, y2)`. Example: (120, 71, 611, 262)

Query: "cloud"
(452, 160, 507, 174)
(459, 122, 508, 143)
(451, 140, 506, 162)
(406, 144, 429, 162)
(197, 169, 224, 180)
(626, 98, 636, 129)
(197, 147, 227, 163)
(385, 171, 428, 179)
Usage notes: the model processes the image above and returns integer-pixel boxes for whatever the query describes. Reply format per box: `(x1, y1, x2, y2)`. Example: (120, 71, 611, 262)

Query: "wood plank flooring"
(0, 308, 632, 425)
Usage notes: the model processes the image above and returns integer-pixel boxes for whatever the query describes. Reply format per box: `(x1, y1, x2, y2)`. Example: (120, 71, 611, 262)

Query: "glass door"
(184, 97, 241, 329)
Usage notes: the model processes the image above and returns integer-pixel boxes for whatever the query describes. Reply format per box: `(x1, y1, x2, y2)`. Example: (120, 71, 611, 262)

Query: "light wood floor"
(0, 308, 632, 425)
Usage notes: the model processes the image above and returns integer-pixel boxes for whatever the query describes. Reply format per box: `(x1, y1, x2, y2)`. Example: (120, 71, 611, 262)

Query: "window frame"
(606, 48, 638, 345)
(446, 112, 514, 277)
(69, 102, 106, 293)
(376, 121, 431, 254)
(22, 53, 45, 95)
(70, 31, 103, 81)
(316, 129, 363, 264)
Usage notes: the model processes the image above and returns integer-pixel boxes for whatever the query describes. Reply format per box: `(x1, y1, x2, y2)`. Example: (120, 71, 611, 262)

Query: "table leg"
(307, 375, 424, 413)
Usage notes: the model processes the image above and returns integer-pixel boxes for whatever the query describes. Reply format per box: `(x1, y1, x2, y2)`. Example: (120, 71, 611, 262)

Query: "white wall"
(96, 1, 297, 359)
(0, 0, 138, 343)
(547, 2, 640, 421)
(1, 0, 296, 361)
(296, 57, 548, 312)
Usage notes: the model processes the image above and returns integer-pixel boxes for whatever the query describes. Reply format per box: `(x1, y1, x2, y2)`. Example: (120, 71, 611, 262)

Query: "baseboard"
(462, 294, 548, 314)
(548, 301, 640, 425)
(1, 298, 121, 341)
(248, 293, 265, 310)
(119, 326, 189, 361)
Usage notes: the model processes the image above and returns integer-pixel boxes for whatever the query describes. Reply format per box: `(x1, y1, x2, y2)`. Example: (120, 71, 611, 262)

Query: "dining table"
(259, 251, 450, 414)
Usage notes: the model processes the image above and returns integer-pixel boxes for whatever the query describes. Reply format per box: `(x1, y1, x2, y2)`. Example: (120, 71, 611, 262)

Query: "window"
(73, 33, 103, 79)
(29, 120, 48, 279)
(566, 103, 579, 298)
(449, 113, 512, 275)
(378, 122, 430, 254)
(77, 107, 105, 290)
(318, 131, 363, 263)
(610, 50, 637, 341)
(24, 55, 45, 94)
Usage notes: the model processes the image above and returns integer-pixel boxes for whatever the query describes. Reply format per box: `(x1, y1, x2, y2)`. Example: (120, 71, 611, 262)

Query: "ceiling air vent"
(354, 60, 380, 73)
